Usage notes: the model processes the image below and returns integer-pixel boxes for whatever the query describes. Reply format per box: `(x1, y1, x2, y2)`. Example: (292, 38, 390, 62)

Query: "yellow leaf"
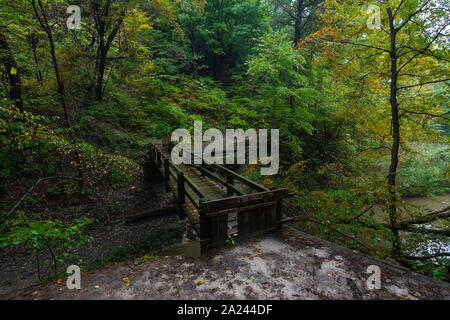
(122, 277, 130, 286)
(10, 67, 17, 75)
(324, 259, 329, 262)
(197, 280, 205, 285)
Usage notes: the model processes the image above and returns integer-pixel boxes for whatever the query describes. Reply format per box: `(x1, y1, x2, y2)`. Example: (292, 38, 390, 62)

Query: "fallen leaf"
(57, 279, 63, 284)
(414, 292, 421, 297)
(225, 270, 232, 274)
(197, 280, 205, 285)
(122, 277, 130, 286)
(94, 285, 100, 289)
(324, 259, 329, 262)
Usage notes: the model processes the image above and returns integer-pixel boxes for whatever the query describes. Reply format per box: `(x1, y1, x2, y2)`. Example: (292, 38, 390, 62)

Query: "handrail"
(151, 142, 208, 200)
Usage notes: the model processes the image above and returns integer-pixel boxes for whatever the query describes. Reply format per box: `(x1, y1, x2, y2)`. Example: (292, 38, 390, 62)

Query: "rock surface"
(3, 228, 449, 300)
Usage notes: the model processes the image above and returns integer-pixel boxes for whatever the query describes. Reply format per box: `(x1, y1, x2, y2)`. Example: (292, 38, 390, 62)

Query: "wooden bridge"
(145, 140, 289, 253)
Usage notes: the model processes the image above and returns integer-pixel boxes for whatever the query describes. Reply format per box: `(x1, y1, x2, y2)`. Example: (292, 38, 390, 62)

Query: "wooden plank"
(192, 165, 245, 196)
(238, 210, 249, 236)
(126, 206, 179, 223)
(203, 200, 276, 218)
(200, 188, 289, 213)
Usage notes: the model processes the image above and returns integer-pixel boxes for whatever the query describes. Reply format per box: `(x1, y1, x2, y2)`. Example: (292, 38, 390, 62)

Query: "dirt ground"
(0, 173, 182, 295)
(3, 227, 449, 300)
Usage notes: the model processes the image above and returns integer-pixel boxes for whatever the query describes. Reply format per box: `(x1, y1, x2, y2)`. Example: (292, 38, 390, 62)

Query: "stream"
(374, 194, 450, 257)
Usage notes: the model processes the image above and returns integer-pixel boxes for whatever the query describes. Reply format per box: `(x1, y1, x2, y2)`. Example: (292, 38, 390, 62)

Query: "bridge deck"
(147, 140, 289, 252)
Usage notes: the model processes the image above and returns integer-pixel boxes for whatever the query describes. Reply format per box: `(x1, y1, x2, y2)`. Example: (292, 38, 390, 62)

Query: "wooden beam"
(125, 205, 179, 223)
(200, 188, 289, 213)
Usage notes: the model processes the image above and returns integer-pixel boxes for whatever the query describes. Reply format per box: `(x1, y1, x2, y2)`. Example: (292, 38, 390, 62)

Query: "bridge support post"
(164, 159, 170, 192)
(276, 199, 282, 229)
(155, 152, 159, 168)
(177, 172, 186, 219)
(226, 172, 233, 196)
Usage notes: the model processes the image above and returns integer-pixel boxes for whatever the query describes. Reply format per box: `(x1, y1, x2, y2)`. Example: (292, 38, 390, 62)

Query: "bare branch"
(395, 0, 432, 32)
(0, 176, 83, 225)
(398, 78, 450, 90)
(400, 110, 450, 121)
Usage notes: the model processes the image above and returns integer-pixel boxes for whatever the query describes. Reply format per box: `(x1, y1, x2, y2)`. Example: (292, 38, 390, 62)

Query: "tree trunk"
(0, 31, 23, 111)
(387, 8, 401, 257)
(92, 0, 123, 101)
(32, 0, 72, 128)
(28, 33, 42, 82)
(32, 0, 85, 188)
(294, 0, 304, 45)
